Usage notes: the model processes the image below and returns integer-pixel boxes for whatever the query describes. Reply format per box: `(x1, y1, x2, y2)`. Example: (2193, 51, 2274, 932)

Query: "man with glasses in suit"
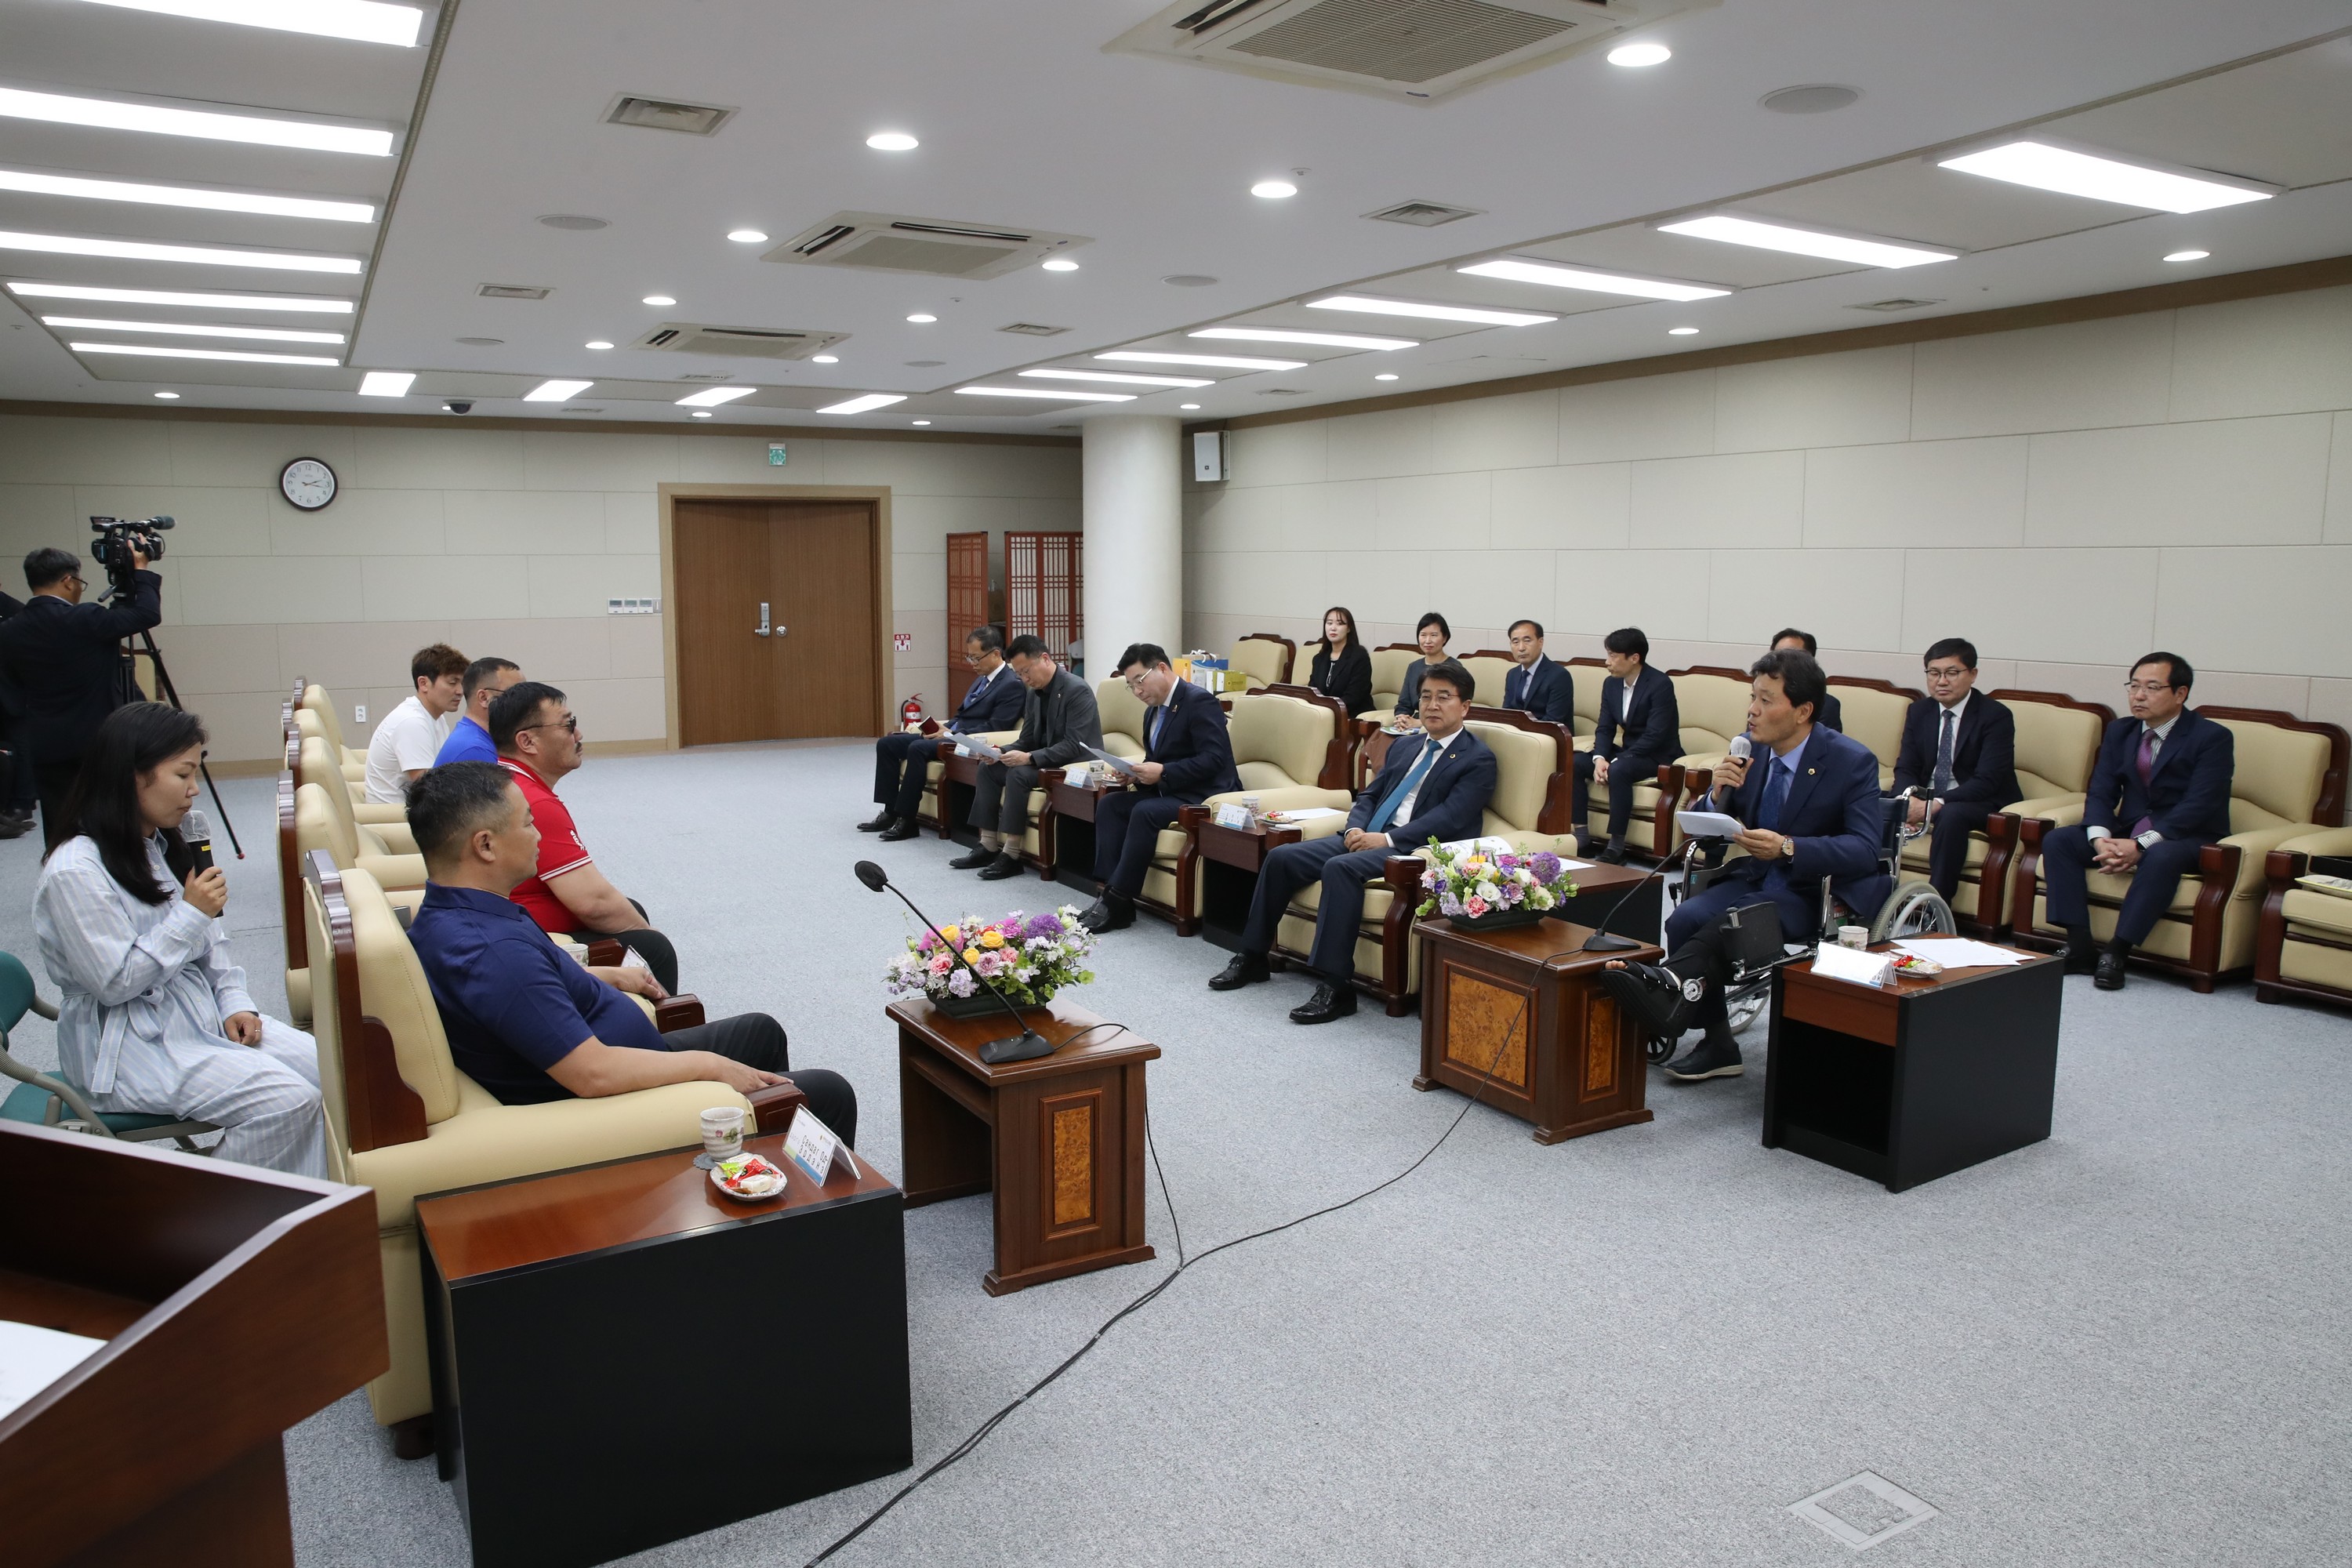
(1078, 642, 1243, 933)
(862, 626, 1025, 841)
(1575, 626, 1680, 864)
(1888, 637, 2017, 902)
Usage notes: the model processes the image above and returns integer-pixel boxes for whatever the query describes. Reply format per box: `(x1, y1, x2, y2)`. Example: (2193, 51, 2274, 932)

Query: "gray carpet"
(4, 742, 2347, 1566)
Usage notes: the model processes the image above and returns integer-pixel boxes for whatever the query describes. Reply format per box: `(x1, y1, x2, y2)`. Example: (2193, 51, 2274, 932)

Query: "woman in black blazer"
(1305, 605, 1374, 718)
(1392, 610, 1452, 726)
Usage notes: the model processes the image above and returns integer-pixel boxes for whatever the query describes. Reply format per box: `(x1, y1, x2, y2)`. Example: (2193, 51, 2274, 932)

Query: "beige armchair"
(1603, 666, 1744, 862)
(2012, 708, 2350, 990)
(1159, 688, 1354, 934)
(1272, 709, 1573, 1016)
(1565, 658, 1604, 751)
(1457, 652, 1519, 710)
(1825, 678, 1922, 790)
(293, 706, 366, 785)
(2256, 829, 2352, 1010)
(300, 733, 412, 833)
(302, 853, 757, 1452)
(1229, 633, 1296, 691)
(1365, 644, 1418, 720)
(301, 682, 366, 770)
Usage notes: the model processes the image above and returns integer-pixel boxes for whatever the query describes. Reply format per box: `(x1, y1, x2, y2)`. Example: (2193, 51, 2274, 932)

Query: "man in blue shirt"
(401, 763, 857, 1138)
(433, 656, 522, 769)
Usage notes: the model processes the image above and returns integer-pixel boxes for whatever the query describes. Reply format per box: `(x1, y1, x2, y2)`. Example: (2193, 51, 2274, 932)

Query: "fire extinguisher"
(900, 695, 925, 731)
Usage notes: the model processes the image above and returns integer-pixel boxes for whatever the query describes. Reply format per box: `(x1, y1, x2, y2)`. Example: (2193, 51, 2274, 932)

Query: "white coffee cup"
(1837, 925, 1870, 950)
(700, 1106, 746, 1162)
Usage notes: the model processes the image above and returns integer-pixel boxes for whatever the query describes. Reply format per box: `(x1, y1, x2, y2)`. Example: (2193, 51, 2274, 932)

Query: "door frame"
(658, 482, 893, 749)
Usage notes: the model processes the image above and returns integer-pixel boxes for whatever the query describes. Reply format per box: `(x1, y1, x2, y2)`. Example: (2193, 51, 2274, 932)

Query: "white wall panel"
(1556, 550, 1709, 641)
(1429, 389, 1558, 473)
(1804, 436, 2028, 547)
(1714, 345, 1914, 453)
(2169, 285, 2352, 422)
(1708, 548, 1906, 652)
(1374, 471, 1488, 550)
(1490, 463, 1630, 550)
(1630, 450, 1804, 549)
(1558, 368, 1715, 464)
(1326, 405, 1435, 481)
(2153, 546, 2352, 680)
(2024, 415, 2330, 547)
(1225, 420, 1327, 489)
(2326, 412, 2352, 545)
(1911, 314, 2174, 439)
(1901, 547, 2159, 666)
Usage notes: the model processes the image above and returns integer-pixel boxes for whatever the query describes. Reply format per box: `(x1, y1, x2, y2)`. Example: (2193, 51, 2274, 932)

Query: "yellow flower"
(939, 924, 960, 946)
(979, 929, 1005, 949)
(963, 948, 983, 966)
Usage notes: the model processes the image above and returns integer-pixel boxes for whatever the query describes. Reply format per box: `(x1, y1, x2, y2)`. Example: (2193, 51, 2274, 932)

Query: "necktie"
(1367, 737, 1441, 832)
(1934, 708, 1957, 794)
(2131, 727, 2158, 837)
(1147, 704, 1163, 752)
(1758, 755, 1791, 833)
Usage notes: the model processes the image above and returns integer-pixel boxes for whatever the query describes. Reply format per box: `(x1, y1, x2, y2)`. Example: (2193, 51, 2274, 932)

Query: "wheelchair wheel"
(1871, 880, 1956, 942)
(1726, 989, 1769, 1036)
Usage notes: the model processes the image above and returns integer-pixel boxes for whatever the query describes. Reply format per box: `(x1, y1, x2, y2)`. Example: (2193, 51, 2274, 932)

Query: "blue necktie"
(1368, 737, 1440, 833)
(1147, 703, 1163, 753)
(1757, 755, 1791, 833)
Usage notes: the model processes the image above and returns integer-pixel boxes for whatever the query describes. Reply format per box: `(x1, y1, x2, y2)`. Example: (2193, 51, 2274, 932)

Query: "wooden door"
(673, 499, 880, 746)
(946, 531, 989, 710)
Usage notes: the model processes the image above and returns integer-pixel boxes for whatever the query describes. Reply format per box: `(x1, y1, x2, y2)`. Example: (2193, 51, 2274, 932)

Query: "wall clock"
(280, 457, 338, 511)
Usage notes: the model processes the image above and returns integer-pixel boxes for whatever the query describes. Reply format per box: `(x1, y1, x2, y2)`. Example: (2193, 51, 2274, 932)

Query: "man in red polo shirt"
(486, 681, 680, 993)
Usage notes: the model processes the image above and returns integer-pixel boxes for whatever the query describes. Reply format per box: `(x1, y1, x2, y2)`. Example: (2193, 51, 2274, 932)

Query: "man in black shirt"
(0, 546, 163, 848)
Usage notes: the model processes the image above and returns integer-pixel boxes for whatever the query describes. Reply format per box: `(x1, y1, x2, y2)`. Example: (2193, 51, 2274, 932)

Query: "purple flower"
(946, 968, 976, 998)
(1529, 851, 1563, 884)
(1439, 891, 1465, 918)
(1024, 912, 1066, 940)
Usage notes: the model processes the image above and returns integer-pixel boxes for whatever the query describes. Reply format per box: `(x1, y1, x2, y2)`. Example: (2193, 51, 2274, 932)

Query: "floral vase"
(1450, 905, 1548, 931)
(931, 989, 1054, 1019)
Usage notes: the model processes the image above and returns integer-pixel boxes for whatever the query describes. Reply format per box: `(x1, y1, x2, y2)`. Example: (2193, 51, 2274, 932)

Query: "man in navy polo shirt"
(401, 762, 857, 1138)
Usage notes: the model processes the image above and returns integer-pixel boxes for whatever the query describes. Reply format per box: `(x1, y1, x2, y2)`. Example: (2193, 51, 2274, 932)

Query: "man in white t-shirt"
(364, 643, 466, 804)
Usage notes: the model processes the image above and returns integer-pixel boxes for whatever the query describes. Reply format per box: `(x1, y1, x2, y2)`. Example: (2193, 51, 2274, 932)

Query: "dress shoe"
(0, 814, 26, 841)
(2094, 947, 2130, 991)
(947, 845, 997, 870)
(856, 811, 895, 833)
(877, 818, 921, 842)
(1289, 982, 1357, 1024)
(976, 852, 1025, 880)
(1078, 894, 1135, 933)
(1594, 840, 1629, 866)
(1207, 952, 1270, 991)
(1664, 1033, 1744, 1081)
(2061, 927, 2098, 975)
(1597, 960, 1701, 1039)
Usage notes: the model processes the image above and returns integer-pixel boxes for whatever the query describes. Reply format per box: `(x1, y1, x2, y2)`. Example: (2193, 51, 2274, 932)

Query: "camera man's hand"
(183, 866, 228, 918)
(132, 546, 151, 570)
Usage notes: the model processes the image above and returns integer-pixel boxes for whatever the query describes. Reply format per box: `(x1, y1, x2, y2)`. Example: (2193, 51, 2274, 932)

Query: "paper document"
(1266, 806, 1344, 821)
(0, 1320, 105, 1422)
(955, 735, 1005, 762)
(1893, 938, 2025, 967)
(1675, 810, 1747, 838)
(1082, 744, 1138, 776)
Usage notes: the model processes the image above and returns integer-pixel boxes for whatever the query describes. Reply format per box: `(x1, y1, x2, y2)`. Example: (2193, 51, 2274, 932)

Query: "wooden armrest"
(586, 939, 625, 967)
(654, 994, 706, 1033)
(747, 1079, 808, 1134)
(1381, 857, 1425, 889)
(350, 1014, 428, 1152)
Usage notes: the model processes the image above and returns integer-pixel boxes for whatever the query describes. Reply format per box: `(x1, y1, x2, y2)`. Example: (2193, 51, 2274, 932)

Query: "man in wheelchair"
(1599, 650, 1893, 1082)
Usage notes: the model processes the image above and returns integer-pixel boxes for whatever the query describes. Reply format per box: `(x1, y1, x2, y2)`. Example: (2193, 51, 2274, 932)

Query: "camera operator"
(0, 583, 35, 840)
(0, 543, 163, 849)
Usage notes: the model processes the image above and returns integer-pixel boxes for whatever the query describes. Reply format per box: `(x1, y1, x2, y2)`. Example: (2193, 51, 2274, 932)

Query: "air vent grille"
(1234, 0, 1576, 83)
(603, 95, 735, 136)
(632, 322, 851, 360)
(1364, 198, 1483, 227)
(1849, 298, 1943, 313)
(999, 322, 1072, 336)
(1257, 387, 1308, 396)
(674, 372, 734, 381)
(768, 212, 1091, 281)
(477, 284, 551, 300)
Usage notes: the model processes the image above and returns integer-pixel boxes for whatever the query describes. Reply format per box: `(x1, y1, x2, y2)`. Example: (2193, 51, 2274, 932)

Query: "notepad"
(0, 1320, 104, 1422)
(1893, 938, 2025, 967)
(955, 736, 1006, 762)
(1081, 744, 1138, 776)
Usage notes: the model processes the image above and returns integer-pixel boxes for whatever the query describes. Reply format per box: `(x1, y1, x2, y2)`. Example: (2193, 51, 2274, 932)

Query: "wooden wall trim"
(1194, 253, 2352, 434)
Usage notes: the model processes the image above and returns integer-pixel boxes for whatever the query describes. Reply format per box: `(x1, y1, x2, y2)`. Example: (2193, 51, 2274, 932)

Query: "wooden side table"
(891, 996, 1160, 1295)
(1414, 916, 1662, 1143)
(417, 1138, 910, 1568)
(1766, 934, 2061, 1192)
(1043, 771, 1109, 891)
(1178, 809, 1305, 938)
(933, 747, 980, 840)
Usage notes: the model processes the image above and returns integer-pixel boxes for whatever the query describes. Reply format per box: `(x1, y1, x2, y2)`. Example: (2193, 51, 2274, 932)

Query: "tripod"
(120, 623, 245, 860)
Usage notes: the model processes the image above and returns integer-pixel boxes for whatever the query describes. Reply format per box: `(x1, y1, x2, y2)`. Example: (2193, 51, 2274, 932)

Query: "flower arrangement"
(1414, 838, 1578, 924)
(884, 906, 1097, 1009)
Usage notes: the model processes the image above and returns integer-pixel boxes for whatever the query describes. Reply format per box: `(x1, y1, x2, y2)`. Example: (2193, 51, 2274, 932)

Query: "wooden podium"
(0, 1122, 384, 1567)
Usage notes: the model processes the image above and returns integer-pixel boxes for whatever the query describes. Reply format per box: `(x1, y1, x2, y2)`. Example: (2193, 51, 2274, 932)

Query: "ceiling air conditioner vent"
(674, 372, 734, 381)
(1364, 198, 1483, 227)
(603, 94, 735, 136)
(631, 322, 851, 360)
(767, 212, 1089, 280)
(1257, 387, 1308, 396)
(1849, 297, 1944, 314)
(999, 322, 1071, 336)
(477, 284, 552, 300)
(1111, 0, 1714, 100)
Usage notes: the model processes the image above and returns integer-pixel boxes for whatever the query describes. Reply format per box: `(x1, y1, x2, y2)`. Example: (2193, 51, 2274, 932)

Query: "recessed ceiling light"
(811, 354, 839, 364)
(866, 131, 918, 151)
(1306, 295, 1556, 326)
(1937, 140, 2274, 213)
(0, 230, 362, 273)
(0, 168, 375, 223)
(1098, 350, 1307, 371)
(71, 341, 339, 365)
(2164, 249, 2212, 263)
(78, 0, 424, 46)
(676, 385, 757, 406)
(1761, 84, 1860, 114)
(726, 229, 768, 244)
(537, 213, 608, 230)
(912, 419, 932, 426)
(906, 313, 937, 323)
(1457, 257, 1728, 302)
(957, 386, 1136, 402)
(1250, 180, 1298, 199)
(1040, 258, 1080, 272)
(1607, 42, 1671, 67)
(1178, 403, 1200, 410)
(642, 294, 676, 306)
(151, 390, 180, 398)
(1657, 215, 1956, 268)
(690, 410, 713, 418)
(1374, 373, 1399, 381)
(1191, 327, 1418, 350)
(43, 314, 345, 343)
(818, 393, 906, 415)
(585, 339, 614, 350)
(0, 87, 394, 156)
(7, 281, 352, 312)
(358, 370, 413, 396)
(524, 379, 592, 401)
(1022, 368, 1214, 388)
(1668, 325, 1700, 336)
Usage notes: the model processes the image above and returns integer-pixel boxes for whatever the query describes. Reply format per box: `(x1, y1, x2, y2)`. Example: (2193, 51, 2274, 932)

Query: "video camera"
(89, 514, 173, 596)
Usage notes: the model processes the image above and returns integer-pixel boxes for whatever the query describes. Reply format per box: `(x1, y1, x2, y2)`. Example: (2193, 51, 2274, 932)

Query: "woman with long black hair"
(1304, 605, 1374, 719)
(33, 703, 325, 1176)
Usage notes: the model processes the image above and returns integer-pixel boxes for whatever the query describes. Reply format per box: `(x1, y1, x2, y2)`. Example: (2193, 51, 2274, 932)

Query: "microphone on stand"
(181, 808, 215, 874)
(853, 860, 1055, 1065)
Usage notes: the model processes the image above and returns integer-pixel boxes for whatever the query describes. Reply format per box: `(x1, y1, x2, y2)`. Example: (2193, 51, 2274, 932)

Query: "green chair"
(0, 952, 219, 1152)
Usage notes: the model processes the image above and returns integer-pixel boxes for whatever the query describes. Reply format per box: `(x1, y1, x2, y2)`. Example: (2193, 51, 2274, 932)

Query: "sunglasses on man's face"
(520, 714, 579, 735)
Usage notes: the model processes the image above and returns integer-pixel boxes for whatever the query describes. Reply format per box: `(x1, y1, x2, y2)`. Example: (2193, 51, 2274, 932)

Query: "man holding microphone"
(0, 543, 163, 848)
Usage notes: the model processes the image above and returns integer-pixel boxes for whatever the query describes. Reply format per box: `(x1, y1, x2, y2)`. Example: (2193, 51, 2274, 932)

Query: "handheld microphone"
(181, 808, 215, 874)
(851, 860, 1056, 1065)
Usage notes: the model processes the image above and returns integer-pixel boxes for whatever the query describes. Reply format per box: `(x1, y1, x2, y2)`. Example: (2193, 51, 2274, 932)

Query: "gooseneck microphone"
(181, 808, 215, 874)
(852, 860, 1056, 1065)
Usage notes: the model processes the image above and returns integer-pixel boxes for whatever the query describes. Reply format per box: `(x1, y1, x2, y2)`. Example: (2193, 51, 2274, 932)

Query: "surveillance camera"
(443, 400, 474, 415)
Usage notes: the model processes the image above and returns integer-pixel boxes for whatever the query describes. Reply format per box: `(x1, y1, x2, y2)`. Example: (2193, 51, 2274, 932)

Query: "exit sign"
(767, 441, 788, 466)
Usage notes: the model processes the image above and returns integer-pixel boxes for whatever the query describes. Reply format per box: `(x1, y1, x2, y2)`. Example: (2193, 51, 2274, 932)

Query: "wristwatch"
(1780, 835, 1798, 859)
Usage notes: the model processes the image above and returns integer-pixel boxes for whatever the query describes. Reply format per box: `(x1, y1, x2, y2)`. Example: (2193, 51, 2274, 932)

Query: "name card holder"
(1810, 942, 1897, 989)
(782, 1106, 859, 1184)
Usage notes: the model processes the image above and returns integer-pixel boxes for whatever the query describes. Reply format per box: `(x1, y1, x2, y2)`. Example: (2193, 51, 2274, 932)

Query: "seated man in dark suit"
(1079, 643, 1243, 933)
(1574, 626, 1680, 863)
(1889, 637, 2017, 901)
(2039, 652, 2234, 990)
(952, 633, 1103, 881)
(861, 626, 1025, 840)
(1501, 619, 1573, 726)
(1601, 650, 1889, 1084)
(1210, 659, 1497, 1024)
(1772, 629, 1842, 731)
(403, 763, 857, 1139)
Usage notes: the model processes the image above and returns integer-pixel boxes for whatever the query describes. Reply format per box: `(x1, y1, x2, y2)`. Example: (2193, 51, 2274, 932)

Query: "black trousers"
(566, 898, 677, 995)
(969, 760, 1041, 839)
(1574, 750, 1666, 840)
(661, 1011, 858, 1147)
(1918, 800, 1995, 900)
(1094, 793, 1184, 898)
(872, 731, 944, 818)
(35, 755, 81, 851)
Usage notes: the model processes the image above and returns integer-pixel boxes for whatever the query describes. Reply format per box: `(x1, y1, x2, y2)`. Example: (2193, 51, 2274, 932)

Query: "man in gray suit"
(952, 633, 1103, 882)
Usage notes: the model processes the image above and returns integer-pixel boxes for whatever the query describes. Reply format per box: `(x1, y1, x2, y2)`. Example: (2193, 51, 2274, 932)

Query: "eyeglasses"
(2125, 681, 2177, 696)
(1122, 672, 1156, 691)
(519, 714, 579, 735)
(1923, 666, 1970, 681)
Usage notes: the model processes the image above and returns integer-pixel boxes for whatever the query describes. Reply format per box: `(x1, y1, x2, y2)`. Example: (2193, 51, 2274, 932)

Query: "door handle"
(754, 602, 771, 637)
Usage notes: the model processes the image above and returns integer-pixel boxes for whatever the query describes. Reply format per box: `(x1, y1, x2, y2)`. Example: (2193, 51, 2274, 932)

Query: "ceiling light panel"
(1190, 327, 1418, 350)
(0, 230, 363, 272)
(1098, 351, 1306, 371)
(1305, 295, 1556, 326)
(1021, 368, 1214, 387)
(6, 281, 353, 312)
(818, 394, 906, 415)
(1455, 258, 1729, 302)
(0, 169, 374, 223)
(0, 89, 395, 156)
(523, 379, 593, 402)
(77, 0, 426, 46)
(1656, 215, 1956, 268)
(358, 370, 413, 396)
(42, 315, 345, 343)
(675, 386, 757, 406)
(1936, 140, 2277, 213)
(957, 387, 1136, 402)
(71, 340, 339, 365)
